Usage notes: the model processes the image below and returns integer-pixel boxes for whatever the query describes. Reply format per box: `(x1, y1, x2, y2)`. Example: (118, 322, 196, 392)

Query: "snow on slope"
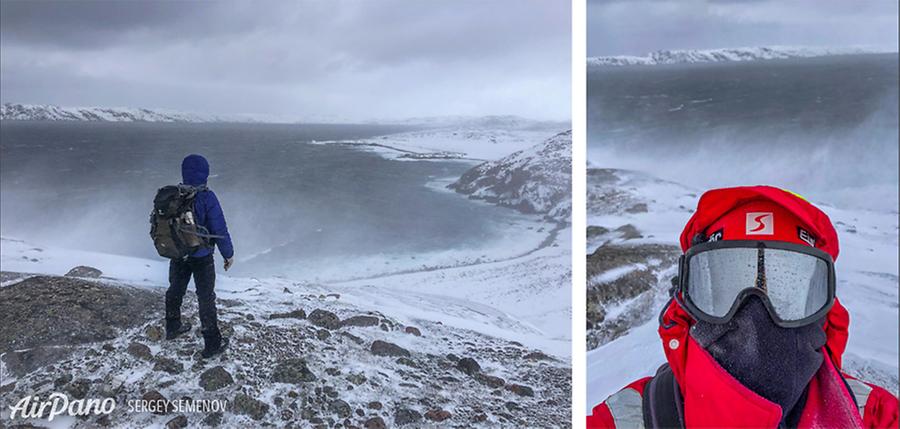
(585, 169, 899, 411)
(588, 45, 895, 67)
(316, 123, 563, 162)
(1, 236, 571, 427)
(334, 225, 572, 357)
(449, 130, 572, 221)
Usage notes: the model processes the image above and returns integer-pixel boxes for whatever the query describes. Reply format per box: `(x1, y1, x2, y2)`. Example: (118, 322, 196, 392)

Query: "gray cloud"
(1, 0, 571, 122)
(588, 0, 899, 56)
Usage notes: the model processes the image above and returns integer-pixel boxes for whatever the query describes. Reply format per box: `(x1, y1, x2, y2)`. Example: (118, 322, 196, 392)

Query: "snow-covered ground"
(585, 168, 899, 411)
(1, 223, 569, 359)
(333, 224, 572, 357)
(588, 45, 897, 67)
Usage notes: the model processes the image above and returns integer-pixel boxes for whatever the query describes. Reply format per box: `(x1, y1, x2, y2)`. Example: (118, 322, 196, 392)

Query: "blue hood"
(181, 154, 209, 186)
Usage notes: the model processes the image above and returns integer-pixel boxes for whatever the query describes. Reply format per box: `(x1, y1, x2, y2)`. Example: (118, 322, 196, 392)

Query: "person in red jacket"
(587, 186, 899, 428)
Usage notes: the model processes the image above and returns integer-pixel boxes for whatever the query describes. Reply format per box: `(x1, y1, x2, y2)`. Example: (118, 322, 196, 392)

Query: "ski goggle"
(676, 240, 835, 328)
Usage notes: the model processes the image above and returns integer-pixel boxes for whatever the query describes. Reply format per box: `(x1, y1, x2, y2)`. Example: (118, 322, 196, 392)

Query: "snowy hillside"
(588, 45, 895, 67)
(0, 103, 242, 123)
(585, 168, 899, 411)
(0, 236, 571, 427)
(449, 131, 572, 221)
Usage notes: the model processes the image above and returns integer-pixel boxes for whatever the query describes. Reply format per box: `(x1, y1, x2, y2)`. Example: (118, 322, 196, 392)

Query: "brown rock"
(424, 408, 451, 422)
(142, 390, 169, 415)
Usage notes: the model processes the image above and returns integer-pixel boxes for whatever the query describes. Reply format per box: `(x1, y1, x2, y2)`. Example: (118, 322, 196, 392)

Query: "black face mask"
(690, 295, 827, 418)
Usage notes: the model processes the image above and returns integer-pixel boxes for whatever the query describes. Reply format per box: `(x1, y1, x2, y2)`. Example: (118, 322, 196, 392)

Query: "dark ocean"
(0, 122, 528, 278)
(587, 53, 899, 210)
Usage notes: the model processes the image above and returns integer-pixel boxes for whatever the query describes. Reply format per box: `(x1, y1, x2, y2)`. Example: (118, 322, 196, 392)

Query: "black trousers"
(165, 254, 221, 347)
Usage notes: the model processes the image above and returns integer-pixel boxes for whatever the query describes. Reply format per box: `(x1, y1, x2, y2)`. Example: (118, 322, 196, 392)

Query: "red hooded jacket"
(587, 187, 899, 428)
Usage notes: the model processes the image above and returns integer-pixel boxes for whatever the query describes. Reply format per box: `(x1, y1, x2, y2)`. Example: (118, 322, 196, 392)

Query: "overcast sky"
(0, 1, 570, 122)
(588, 0, 899, 57)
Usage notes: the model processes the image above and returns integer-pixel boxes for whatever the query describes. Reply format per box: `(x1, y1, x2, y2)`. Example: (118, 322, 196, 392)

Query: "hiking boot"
(201, 337, 229, 359)
(165, 322, 192, 340)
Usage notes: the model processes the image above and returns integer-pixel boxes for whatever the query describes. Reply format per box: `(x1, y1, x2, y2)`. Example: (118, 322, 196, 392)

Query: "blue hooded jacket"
(181, 154, 234, 259)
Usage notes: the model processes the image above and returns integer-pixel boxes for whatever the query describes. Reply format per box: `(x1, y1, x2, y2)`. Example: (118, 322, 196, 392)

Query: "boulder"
(126, 342, 153, 360)
(268, 309, 306, 320)
(394, 408, 422, 426)
(363, 416, 386, 429)
(341, 315, 379, 328)
(65, 266, 103, 278)
(199, 366, 234, 391)
(145, 325, 164, 342)
(153, 357, 184, 375)
(308, 309, 341, 330)
(328, 399, 352, 418)
(232, 393, 269, 420)
(142, 390, 168, 415)
(476, 373, 505, 388)
(506, 384, 535, 397)
(271, 358, 317, 383)
(456, 357, 481, 376)
(370, 340, 410, 357)
(425, 408, 452, 422)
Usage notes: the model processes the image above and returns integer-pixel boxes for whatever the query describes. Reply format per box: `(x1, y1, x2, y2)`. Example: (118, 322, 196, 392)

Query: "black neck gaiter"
(690, 296, 826, 420)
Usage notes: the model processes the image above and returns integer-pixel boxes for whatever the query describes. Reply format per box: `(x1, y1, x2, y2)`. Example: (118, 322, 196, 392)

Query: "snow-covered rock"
(588, 45, 895, 67)
(449, 130, 572, 221)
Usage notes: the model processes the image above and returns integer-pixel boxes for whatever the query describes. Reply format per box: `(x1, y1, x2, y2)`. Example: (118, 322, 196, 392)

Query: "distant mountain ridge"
(588, 45, 896, 67)
(0, 103, 561, 129)
(0, 103, 245, 123)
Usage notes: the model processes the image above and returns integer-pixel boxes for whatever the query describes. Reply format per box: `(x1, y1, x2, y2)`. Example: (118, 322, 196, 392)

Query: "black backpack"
(149, 184, 216, 259)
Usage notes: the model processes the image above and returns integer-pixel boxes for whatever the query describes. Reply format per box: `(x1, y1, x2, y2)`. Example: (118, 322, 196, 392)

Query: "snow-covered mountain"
(588, 45, 895, 67)
(0, 103, 239, 123)
(585, 167, 899, 411)
(450, 130, 572, 221)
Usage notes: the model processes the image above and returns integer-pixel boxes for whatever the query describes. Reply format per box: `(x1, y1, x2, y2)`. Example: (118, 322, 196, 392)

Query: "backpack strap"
(844, 377, 872, 418)
(605, 387, 646, 428)
(642, 364, 684, 429)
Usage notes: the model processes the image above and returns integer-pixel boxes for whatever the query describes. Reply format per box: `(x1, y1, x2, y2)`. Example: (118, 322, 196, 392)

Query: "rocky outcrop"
(450, 130, 572, 221)
(64, 265, 103, 278)
(0, 275, 161, 375)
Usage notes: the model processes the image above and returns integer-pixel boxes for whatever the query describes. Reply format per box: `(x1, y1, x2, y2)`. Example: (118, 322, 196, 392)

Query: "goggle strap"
(755, 246, 767, 293)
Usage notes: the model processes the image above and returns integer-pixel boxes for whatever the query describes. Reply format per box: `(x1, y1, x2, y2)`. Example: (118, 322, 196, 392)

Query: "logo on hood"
(746, 212, 774, 235)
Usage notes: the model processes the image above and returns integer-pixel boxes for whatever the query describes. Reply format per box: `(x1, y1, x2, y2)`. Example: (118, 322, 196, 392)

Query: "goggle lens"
(687, 246, 831, 323)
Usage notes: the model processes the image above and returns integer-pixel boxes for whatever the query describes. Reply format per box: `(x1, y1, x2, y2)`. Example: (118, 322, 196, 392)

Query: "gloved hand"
(224, 257, 234, 271)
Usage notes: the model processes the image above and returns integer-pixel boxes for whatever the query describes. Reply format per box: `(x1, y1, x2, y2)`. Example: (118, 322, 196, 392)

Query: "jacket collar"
(658, 298, 861, 428)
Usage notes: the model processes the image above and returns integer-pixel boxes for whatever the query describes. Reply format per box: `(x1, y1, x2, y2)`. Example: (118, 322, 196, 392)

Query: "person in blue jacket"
(165, 154, 234, 358)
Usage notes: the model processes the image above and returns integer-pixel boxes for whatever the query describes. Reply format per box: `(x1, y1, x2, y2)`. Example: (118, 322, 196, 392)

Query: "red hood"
(658, 297, 851, 390)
